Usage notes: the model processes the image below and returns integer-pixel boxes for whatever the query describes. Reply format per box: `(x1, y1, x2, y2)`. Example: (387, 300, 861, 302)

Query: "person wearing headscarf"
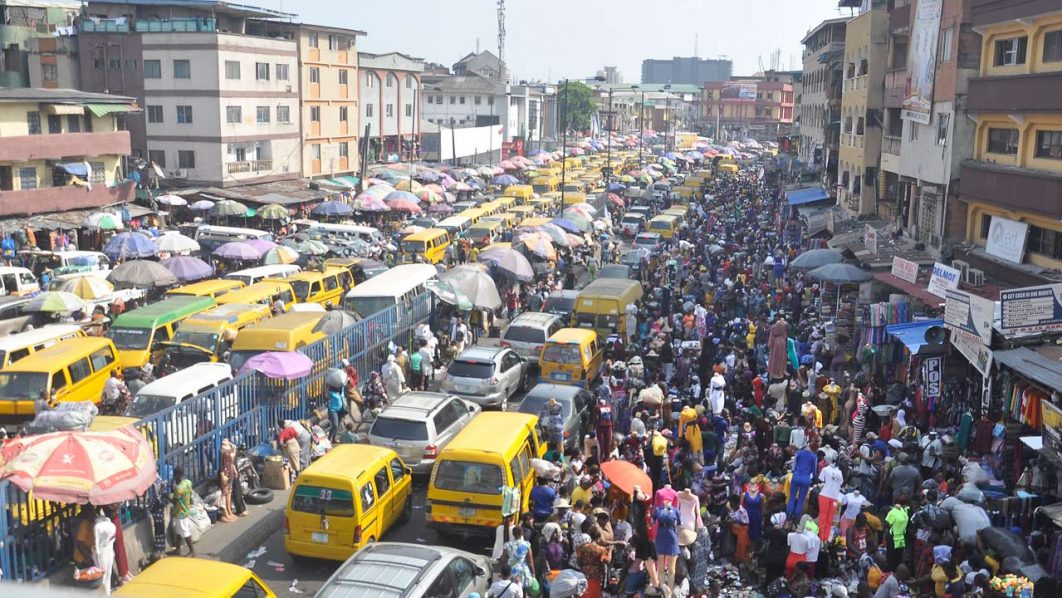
(381, 354, 405, 401)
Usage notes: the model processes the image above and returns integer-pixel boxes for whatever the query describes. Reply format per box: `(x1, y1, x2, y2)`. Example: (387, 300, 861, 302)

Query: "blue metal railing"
(0, 292, 434, 581)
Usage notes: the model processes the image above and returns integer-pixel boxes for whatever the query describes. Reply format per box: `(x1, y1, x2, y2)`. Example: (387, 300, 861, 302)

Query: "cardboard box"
(263, 456, 291, 490)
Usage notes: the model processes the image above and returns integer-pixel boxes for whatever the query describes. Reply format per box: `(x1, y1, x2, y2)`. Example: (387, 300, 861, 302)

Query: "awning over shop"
(1039, 502, 1062, 528)
(46, 104, 85, 115)
(994, 346, 1062, 393)
(787, 186, 829, 206)
(872, 271, 944, 306)
(337, 175, 360, 187)
(85, 103, 139, 117)
(57, 162, 89, 177)
(885, 319, 944, 353)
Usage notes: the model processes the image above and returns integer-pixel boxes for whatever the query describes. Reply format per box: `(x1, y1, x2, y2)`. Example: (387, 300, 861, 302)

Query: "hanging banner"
(865, 225, 879, 255)
(1043, 401, 1062, 467)
(984, 215, 1029, 264)
(944, 289, 994, 345)
(999, 283, 1062, 335)
(923, 356, 943, 404)
(950, 329, 993, 378)
(903, 0, 943, 125)
(926, 262, 960, 298)
(891, 256, 919, 284)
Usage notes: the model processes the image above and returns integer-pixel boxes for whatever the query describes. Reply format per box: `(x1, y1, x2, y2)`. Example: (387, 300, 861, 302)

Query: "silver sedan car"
(439, 346, 528, 410)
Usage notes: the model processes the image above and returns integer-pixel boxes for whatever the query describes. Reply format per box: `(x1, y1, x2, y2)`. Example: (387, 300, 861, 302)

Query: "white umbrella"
(155, 232, 200, 253)
(439, 264, 502, 310)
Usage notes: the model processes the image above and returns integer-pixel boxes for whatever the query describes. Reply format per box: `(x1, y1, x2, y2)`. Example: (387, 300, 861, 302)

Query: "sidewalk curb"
(213, 507, 285, 564)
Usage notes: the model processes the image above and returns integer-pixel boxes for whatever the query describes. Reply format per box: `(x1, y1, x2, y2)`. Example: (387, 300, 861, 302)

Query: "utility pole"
(638, 88, 645, 165)
(559, 78, 568, 216)
(450, 117, 457, 166)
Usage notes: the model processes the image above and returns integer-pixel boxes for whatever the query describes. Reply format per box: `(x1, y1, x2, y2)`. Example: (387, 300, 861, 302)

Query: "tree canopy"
(557, 81, 596, 132)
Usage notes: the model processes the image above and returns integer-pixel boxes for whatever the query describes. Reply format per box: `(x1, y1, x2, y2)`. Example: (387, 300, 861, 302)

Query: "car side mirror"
(475, 566, 488, 578)
(468, 404, 476, 412)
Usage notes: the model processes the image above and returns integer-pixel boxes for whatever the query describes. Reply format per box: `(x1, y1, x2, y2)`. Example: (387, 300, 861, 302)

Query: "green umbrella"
(211, 199, 248, 217)
(258, 204, 289, 220)
(245, 208, 257, 218)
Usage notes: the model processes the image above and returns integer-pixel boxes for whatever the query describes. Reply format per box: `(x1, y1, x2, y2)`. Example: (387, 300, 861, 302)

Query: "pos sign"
(923, 356, 943, 405)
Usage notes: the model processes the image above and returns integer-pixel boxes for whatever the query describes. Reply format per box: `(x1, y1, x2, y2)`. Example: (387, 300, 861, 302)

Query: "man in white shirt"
(488, 563, 523, 598)
(786, 526, 809, 579)
(921, 431, 943, 477)
(839, 490, 868, 535)
(803, 520, 822, 578)
(709, 372, 726, 415)
(818, 457, 844, 542)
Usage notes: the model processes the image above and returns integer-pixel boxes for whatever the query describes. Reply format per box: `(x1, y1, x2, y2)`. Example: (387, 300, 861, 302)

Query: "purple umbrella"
(103, 232, 158, 260)
(428, 203, 454, 214)
(311, 200, 354, 217)
(550, 218, 581, 233)
(160, 256, 214, 282)
(384, 190, 421, 204)
(213, 241, 260, 260)
(190, 200, 215, 211)
(492, 174, 520, 186)
(237, 351, 313, 380)
(244, 239, 277, 255)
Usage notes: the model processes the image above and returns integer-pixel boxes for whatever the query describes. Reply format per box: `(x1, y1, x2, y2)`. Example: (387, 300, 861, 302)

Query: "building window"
(67, 115, 80, 133)
(427, 96, 434, 104)
(1044, 30, 1062, 63)
(109, 59, 120, 70)
(19, 167, 36, 190)
(1035, 130, 1062, 159)
(488, 95, 494, 105)
(256, 106, 270, 123)
(42, 63, 57, 82)
(255, 62, 269, 81)
(980, 214, 992, 239)
(173, 59, 191, 79)
(176, 105, 193, 124)
(88, 161, 105, 184)
(939, 28, 954, 62)
(994, 36, 1028, 66)
(178, 150, 196, 169)
(366, 72, 374, 87)
(310, 67, 320, 84)
(936, 113, 949, 146)
(277, 105, 291, 123)
(276, 64, 289, 81)
(339, 142, 349, 157)
(311, 144, 321, 159)
(339, 69, 348, 85)
(311, 106, 321, 122)
(144, 60, 161, 78)
(406, 74, 414, 89)
(26, 112, 40, 135)
(226, 105, 241, 124)
(449, 96, 456, 104)
(47, 115, 61, 134)
(474, 95, 482, 105)
(126, 59, 137, 71)
(386, 104, 394, 117)
(145, 105, 164, 124)
(309, 32, 319, 48)
(909, 122, 919, 142)
(856, 116, 865, 135)
(459, 96, 465, 105)
(387, 74, 395, 87)
(328, 34, 336, 50)
(437, 95, 443, 104)
(93, 58, 102, 70)
(225, 60, 241, 80)
(339, 106, 348, 121)
(366, 104, 374, 117)
(987, 128, 1019, 154)
(148, 150, 165, 167)
(1027, 225, 1062, 260)
(405, 104, 412, 117)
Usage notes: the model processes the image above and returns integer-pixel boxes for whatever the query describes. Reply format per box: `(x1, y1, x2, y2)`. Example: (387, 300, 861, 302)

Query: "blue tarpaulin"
(58, 162, 89, 177)
(885, 319, 944, 353)
(787, 186, 830, 206)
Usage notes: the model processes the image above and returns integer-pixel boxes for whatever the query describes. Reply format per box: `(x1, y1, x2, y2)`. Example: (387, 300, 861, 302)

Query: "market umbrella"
(619, 175, 635, 184)
(427, 203, 454, 214)
(478, 247, 534, 281)
(0, 426, 156, 505)
(439, 264, 502, 310)
(417, 189, 442, 204)
(288, 239, 329, 256)
(210, 199, 248, 218)
(549, 218, 582, 234)
(393, 178, 424, 193)
(312, 200, 354, 217)
(600, 460, 652, 497)
(107, 260, 177, 290)
(263, 245, 299, 265)
(425, 280, 474, 311)
(538, 223, 571, 246)
(155, 194, 187, 207)
(790, 249, 844, 271)
(312, 310, 361, 335)
(560, 210, 592, 232)
(190, 200, 215, 211)
(808, 262, 872, 284)
(103, 232, 158, 260)
(447, 181, 472, 192)
(352, 194, 390, 212)
(23, 291, 89, 314)
(84, 212, 124, 230)
(569, 202, 597, 215)
(492, 174, 519, 186)
(385, 198, 423, 213)
(237, 351, 313, 380)
(244, 239, 277, 255)
(401, 225, 425, 235)
(160, 256, 214, 282)
(708, 244, 725, 255)
(384, 190, 421, 205)
(606, 193, 624, 207)
(518, 233, 557, 260)
(257, 204, 289, 221)
(155, 232, 200, 254)
(213, 241, 261, 260)
(54, 275, 114, 301)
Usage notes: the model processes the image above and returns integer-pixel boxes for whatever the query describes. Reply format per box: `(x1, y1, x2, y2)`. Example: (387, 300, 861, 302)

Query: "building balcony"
(960, 160, 1062, 219)
(882, 135, 901, 156)
(226, 160, 274, 175)
(972, 0, 1060, 28)
(890, 2, 910, 33)
(79, 17, 217, 33)
(967, 72, 1062, 114)
(0, 131, 131, 163)
(884, 69, 906, 108)
(0, 182, 135, 217)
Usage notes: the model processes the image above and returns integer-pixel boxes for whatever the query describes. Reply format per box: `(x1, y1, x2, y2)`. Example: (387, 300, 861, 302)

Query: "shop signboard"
(1000, 283, 1062, 335)
(1043, 401, 1062, 467)
(984, 216, 1029, 264)
(865, 225, 878, 255)
(922, 356, 942, 403)
(721, 83, 757, 102)
(891, 256, 919, 284)
(944, 289, 994, 345)
(926, 262, 960, 298)
(903, 0, 943, 125)
(950, 329, 993, 378)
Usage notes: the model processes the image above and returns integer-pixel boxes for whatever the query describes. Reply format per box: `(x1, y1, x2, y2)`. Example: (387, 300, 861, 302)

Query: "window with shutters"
(225, 61, 241, 80)
(226, 106, 241, 124)
(178, 150, 196, 169)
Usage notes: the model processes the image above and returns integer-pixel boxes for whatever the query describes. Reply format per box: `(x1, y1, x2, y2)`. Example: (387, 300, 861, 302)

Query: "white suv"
(367, 392, 479, 475)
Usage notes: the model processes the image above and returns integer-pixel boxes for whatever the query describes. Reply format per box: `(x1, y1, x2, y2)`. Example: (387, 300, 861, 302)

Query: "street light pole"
(606, 86, 613, 190)
(639, 89, 645, 165)
(560, 78, 568, 216)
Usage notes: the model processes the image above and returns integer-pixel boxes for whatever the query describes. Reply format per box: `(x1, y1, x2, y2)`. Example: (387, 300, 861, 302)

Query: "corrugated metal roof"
(0, 88, 136, 104)
(428, 74, 496, 93)
(994, 346, 1062, 393)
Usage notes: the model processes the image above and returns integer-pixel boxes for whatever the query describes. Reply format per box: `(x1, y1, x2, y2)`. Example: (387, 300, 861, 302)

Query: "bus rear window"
(542, 345, 582, 365)
(433, 460, 503, 495)
(291, 485, 355, 517)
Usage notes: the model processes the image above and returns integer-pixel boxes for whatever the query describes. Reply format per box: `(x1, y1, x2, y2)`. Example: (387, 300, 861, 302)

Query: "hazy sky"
(263, 0, 852, 82)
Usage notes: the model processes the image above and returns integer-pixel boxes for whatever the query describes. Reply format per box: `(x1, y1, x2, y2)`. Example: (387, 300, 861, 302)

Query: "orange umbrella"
(600, 460, 652, 496)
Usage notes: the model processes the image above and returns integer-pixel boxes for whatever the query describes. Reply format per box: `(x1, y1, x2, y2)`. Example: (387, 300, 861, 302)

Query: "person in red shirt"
(277, 422, 302, 473)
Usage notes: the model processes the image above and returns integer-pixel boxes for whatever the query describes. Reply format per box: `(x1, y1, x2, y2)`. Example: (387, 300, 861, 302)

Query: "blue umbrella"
(492, 174, 519, 186)
(103, 232, 158, 260)
(417, 171, 441, 182)
(606, 182, 627, 192)
(467, 178, 485, 189)
(550, 218, 581, 233)
(311, 200, 354, 217)
(376, 171, 398, 182)
(384, 190, 421, 204)
(160, 256, 214, 282)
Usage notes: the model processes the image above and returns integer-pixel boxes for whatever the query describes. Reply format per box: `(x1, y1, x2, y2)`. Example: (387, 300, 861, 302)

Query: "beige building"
(837, 0, 889, 215)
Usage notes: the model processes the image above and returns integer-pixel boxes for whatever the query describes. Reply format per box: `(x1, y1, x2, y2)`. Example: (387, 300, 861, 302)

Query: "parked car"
(633, 232, 663, 252)
(367, 392, 479, 475)
(439, 346, 527, 410)
(619, 213, 646, 237)
(501, 312, 563, 366)
(542, 290, 579, 319)
(597, 264, 634, 280)
(517, 383, 591, 452)
(0, 296, 36, 337)
(316, 542, 491, 598)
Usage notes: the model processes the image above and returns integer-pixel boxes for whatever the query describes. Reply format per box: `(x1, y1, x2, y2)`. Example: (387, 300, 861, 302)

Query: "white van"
(124, 362, 235, 448)
(343, 263, 436, 319)
(436, 215, 472, 238)
(224, 264, 302, 286)
(292, 220, 385, 245)
(193, 225, 272, 250)
(0, 267, 40, 296)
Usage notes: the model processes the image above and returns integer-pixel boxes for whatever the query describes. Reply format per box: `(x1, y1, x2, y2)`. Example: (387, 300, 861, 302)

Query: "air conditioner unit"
(951, 259, 970, 281)
(966, 268, 985, 287)
(170, 169, 188, 178)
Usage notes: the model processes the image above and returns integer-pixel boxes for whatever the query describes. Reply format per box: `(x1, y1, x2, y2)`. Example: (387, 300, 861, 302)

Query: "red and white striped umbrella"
(0, 426, 157, 505)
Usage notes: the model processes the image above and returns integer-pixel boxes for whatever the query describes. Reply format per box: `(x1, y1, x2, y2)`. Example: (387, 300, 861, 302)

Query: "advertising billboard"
(903, 0, 943, 125)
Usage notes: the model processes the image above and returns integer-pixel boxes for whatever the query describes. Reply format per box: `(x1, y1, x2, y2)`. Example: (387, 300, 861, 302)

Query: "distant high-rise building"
(641, 57, 732, 85)
(597, 66, 622, 84)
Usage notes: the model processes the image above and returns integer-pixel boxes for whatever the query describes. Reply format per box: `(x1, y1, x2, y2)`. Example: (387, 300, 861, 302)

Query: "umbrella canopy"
(190, 199, 215, 211)
(492, 174, 520, 186)
(559, 211, 592, 232)
(401, 225, 425, 235)
(790, 249, 845, 271)
(352, 194, 390, 212)
(84, 212, 123, 230)
(549, 218, 582, 233)
(311, 200, 354, 217)
(517, 233, 557, 260)
(478, 247, 534, 281)
(385, 198, 423, 213)
(606, 193, 624, 207)
(0, 426, 156, 505)
(263, 245, 299, 265)
(107, 260, 178, 289)
(288, 239, 329, 256)
(244, 239, 277, 254)
(154, 194, 186, 207)
(384, 190, 421, 204)
(439, 264, 502, 310)
(569, 202, 597, 215)
(54, 275, 114, 301)
(312, 310, 361, 335)
(257, 204, 289, 221)
(213, 241, 261, 260)
(425, 279, 474, 311)
(808, 262, 872, 283)
(103, 232, 158, 260)
(417, 189, 442, 204)
(155, 232, 200, 254)
(600, 460, 652, 497)
(160, 256, 214, 282)
(427, 203, 454, 214)
(393, 178, 424, 193)
(237, 351, 313, 380)
(23, 291, 89, 314)
(211, 199, 248, 217)
(537, 223, 570, 246)
(447, 181, 472, 192)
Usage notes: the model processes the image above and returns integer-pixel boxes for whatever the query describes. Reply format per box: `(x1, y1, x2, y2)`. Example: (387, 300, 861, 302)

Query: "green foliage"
(557, 81, 596, 132)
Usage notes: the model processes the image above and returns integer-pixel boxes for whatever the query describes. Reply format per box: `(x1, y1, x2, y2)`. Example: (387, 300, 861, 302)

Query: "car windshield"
(542, 345, 582, 365)
(503, 325, 546, 344)
(347, 297, 395, 319)
(291, 485, 355, 517)
(465, 229, 492, 241)
(125, 394, 176, 418)
(446, 360, 494, 379)
(433, 460, 503, 495)
(108, 327, 152, 350)
(543, 296, 574, 315)
(518, 394, 572, 419)
(170, 331, 220, 353)
(0, 372, 48, 399)
(621, 216, 642, 224)
(370, 417, 428, 441)
(289, 280, 311, 301)
(401, 240, 425, 253)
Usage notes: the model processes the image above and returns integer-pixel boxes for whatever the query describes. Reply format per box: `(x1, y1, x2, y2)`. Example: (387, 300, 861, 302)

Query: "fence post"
(0, 480, 10, 582)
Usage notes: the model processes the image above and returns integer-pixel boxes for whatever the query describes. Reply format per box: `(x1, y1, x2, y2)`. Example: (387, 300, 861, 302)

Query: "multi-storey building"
(702, 77, 796, 141)
(0, 0, 80, 88)
(837, 0, 889, 215)
(641, 56, 732, 85)
(359, 52, 424, 163)
(953, 0, 1062, 284)
(800, 17, 848, 189)
(0, 88, 137, 216)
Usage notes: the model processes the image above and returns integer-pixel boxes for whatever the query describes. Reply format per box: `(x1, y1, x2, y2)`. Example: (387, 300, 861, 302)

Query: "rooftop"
(425, 73, 496, 93)
(86, 0, 295, 19)
(0, 88, 136, 105)
(801, 16, 851, 44)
